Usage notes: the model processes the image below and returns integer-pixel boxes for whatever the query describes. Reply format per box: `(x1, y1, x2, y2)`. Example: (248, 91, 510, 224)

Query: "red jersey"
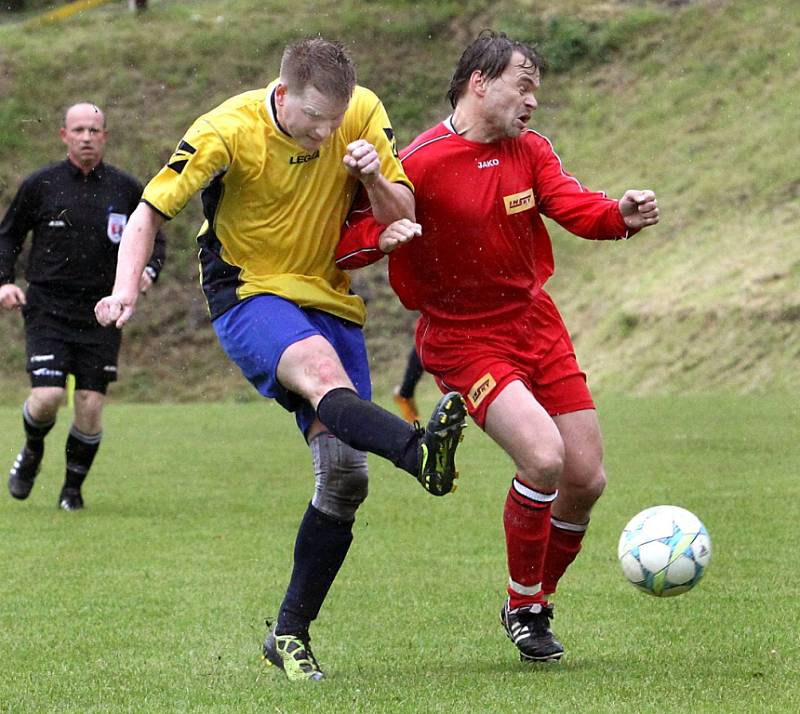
(337, 118, 634, 325)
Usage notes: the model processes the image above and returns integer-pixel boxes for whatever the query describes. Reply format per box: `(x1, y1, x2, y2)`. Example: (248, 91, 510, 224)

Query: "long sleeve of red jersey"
(530, 133, 638, 241)
(336, 207, 386, 269)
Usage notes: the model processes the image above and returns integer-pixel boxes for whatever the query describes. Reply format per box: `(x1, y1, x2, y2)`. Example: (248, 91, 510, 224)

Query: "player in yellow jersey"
(95, 37, 466, 682)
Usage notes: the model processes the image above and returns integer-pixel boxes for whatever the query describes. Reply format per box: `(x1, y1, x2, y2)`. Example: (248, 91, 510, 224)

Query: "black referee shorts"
(23, 307, 122, 394)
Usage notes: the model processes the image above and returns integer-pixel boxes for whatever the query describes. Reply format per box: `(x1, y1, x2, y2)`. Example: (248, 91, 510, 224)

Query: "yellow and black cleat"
(262, 624, 325, 682)
(416, 391, 467, 496)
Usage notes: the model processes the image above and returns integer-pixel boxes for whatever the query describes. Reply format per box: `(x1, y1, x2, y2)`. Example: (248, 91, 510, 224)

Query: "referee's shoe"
(58, 486, 84, 511)
(8, 445, 43, 500)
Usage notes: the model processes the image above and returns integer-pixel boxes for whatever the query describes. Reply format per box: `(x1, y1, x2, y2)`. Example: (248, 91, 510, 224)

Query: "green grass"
(1, 392, 798, 712)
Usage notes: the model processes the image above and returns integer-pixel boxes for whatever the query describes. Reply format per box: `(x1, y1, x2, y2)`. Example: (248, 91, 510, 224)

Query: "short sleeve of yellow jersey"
(142, 116, 233, 219)
(347, 87, 413, 192)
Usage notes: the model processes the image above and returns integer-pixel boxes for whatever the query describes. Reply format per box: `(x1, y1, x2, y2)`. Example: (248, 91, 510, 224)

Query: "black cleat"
(500, 599, 564, 662)
(416, 391, 467, 496)
(8, 445, 43, 500)
(58, 486, 84, 511)
(262, 622, 324, 682)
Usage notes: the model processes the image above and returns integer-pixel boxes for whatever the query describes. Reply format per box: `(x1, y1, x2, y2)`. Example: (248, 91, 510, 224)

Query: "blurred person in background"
(393, 345, 423, 423)
(0, 102, 166, 511)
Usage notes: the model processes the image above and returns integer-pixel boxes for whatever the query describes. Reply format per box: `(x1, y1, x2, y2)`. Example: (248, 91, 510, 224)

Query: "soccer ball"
(618, 505, 711, 597)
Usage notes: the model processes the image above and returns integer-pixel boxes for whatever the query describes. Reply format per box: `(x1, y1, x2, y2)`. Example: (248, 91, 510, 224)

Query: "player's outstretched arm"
(343, 139, 415, 225)
(95, 203, 165, 329)
(619, 189, 659, 230)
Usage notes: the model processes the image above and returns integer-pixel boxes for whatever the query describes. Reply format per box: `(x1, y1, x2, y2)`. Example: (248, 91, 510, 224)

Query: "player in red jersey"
(336, 31, 659, 663)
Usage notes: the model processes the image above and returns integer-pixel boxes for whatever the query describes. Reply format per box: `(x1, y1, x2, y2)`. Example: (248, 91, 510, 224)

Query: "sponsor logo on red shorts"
(468, 372, 497, 409)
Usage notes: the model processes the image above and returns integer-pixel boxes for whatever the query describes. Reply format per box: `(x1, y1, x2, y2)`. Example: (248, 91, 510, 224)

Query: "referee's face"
(275, 83, 348, 152)
(60, 103, 108, 172)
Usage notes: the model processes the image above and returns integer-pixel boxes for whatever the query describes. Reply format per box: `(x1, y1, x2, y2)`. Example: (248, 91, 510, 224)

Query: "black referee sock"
(276, 503, 354, 636)
(64, 425, 102, 490)
(398, 347, 424, 398)
(22, 401, 55, 455)
(316, 388, 420, 475)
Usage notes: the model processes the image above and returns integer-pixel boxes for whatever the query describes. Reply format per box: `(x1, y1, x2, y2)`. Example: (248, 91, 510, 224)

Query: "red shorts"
(415, 291, 594, 428)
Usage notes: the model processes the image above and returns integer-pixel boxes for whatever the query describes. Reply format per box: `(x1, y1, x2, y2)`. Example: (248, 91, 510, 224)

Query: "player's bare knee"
(279, 337, 352, 403)
(28, 388, 64, 419)
(315, 358, 352, 394)
(589, 467, 607, 501)
(73, 390, 105, 433)
(298, 357, 352, 406)
(561, 465, 606, 512)
(517, 445, 564, 492)
(310, 433, 368, 521)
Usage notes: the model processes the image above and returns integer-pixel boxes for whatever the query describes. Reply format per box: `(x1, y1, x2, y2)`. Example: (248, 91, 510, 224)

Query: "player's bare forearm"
(95, 203, 165, 328)
(115, 203, 164, 294)
(364, 178, 415, 225)
(343, 139, 414, 223)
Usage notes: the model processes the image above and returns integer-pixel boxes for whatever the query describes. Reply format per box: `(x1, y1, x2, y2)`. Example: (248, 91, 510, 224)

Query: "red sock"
(542, 518, 588, 599)
(504, 477, 557, 609)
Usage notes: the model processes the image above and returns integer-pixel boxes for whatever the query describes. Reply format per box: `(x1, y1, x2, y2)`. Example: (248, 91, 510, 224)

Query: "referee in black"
(0, 102, 166, 510)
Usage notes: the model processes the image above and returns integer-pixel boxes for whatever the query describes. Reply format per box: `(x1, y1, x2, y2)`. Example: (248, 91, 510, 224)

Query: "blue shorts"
(212, 295, 372, 435)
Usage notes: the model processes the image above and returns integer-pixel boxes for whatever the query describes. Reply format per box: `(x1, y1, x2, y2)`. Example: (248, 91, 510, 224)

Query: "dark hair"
(447, 31, 541, 108)
(280, 37, 356, 104)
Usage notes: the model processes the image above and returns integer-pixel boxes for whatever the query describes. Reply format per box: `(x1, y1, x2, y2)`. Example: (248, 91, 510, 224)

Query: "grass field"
(1, 392, 797, 712)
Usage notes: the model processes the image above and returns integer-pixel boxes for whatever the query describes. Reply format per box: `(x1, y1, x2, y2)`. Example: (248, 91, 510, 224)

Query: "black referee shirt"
(0, 159, 166, 322)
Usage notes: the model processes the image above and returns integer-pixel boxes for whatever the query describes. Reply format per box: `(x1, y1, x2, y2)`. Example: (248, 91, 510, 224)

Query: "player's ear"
(275, 82, 288, 105)
(470, 70, 487, 97)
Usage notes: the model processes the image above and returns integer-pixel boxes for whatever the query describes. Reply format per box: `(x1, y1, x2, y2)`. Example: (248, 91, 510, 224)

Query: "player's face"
(60, 104, 107, 170)
(275, 83, 348, 152)
(481, 52, 540, 140)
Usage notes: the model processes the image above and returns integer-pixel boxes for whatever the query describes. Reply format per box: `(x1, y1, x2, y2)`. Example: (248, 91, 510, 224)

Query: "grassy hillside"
(1, 0, 798, 402)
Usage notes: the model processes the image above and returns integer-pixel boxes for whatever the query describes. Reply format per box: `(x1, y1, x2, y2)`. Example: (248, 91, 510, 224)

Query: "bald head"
(64, 102, 106, 128)
(60, 102, 108, 173)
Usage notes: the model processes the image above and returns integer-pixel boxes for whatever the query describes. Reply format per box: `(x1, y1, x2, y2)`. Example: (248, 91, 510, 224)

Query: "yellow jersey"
(142, 81, 411, 324)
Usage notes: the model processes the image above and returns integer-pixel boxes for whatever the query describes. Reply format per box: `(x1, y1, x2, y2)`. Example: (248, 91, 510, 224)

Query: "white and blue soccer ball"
(618, 505, 711, 597)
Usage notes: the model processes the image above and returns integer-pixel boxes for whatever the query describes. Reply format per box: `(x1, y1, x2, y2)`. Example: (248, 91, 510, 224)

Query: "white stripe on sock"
(512, 478, 558, 504)
(508, 577, 542, 597)
(550, 517, 588, 533)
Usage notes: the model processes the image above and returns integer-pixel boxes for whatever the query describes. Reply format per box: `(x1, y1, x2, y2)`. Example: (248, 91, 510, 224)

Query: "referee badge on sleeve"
(107, 212, 127, 244)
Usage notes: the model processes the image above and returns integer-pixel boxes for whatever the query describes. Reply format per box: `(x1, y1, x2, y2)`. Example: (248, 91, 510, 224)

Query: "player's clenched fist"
(619, 189, 659, 229)
(343, 140, 381, 185)
(378, 219, 422, 254)
(95, 293, 136, 329)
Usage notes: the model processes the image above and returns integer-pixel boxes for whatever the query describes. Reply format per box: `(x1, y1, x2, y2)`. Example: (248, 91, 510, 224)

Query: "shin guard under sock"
(316, 387, 419, 474)
(542, 518, 587, 599)
(64, 425, 101, 490)
(22, 401, 55, 455)
(276, 503, 354, 635)
(504, 477, 557, 609)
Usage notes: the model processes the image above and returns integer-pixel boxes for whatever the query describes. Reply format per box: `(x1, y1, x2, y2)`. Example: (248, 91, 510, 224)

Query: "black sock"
(398, 347, 424, 398)
(316, 388, 420, 475)
(276, 503, 354, 635)
(22, 401, 55, 454)
(64, 426, 101, 491)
